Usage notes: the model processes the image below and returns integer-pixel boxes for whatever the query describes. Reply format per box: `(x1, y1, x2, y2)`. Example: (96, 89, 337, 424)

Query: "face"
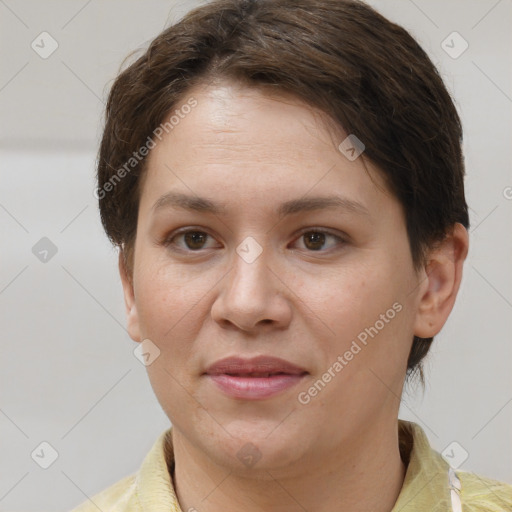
(121, 81, 431, 473)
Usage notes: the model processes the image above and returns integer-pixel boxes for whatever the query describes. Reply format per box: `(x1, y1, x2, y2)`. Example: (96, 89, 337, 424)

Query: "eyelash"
(161, 227, 347, 254)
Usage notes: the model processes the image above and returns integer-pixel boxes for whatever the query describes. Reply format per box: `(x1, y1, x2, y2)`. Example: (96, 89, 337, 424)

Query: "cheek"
(134, 265, 207, 406)
(316, 263, 409, 364)
(304, 267, 378, 336)
(135, 259, 212, 334)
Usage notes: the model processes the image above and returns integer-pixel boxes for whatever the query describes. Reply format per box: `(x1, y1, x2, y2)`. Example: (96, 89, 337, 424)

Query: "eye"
(161, 227, 346, 254)
(163, 229, 219, 252)
(291, 229, 346, 252)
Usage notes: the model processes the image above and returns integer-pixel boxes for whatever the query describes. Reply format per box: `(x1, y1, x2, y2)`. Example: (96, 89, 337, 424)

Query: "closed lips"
(205, 356, 308, 376)
(223, 372, 301, 377)
(205, 356, 309, 400)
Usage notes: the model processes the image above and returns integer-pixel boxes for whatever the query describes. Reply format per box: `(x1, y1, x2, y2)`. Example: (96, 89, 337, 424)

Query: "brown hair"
(96, 0, 469, 384)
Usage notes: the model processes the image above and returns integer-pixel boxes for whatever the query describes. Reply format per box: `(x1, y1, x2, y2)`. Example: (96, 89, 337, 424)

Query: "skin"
(119, 80, 469, 512)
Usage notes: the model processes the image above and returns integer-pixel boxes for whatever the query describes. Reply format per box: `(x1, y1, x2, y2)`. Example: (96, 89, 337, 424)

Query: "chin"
(205, 420, 307, 473)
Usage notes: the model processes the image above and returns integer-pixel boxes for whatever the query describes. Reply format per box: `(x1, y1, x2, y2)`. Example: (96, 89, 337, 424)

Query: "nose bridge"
(211, 235, 291, 330)
(229, 236, 273, 303)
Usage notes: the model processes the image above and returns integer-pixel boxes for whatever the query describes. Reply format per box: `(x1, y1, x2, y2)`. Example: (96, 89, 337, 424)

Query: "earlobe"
(413, 223, 469, 338)
(118, 250, 142, 343)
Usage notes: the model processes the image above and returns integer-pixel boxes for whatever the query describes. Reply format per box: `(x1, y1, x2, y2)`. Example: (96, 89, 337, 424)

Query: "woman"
(73, 0, 512, 510)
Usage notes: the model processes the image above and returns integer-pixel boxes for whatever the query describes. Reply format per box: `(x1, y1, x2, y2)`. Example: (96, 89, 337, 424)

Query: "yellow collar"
(130, 419, 509, 512)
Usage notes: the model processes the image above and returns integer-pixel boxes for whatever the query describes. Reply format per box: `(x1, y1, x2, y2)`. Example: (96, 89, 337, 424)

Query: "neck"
(171, 420, 407, 512)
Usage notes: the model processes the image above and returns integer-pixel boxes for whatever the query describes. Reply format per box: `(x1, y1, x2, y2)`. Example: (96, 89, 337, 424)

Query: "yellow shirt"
(70, 420, 512, 511)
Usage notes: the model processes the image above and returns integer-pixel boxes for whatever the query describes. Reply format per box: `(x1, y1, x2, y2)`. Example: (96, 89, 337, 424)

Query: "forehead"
(139, 81, 394, 215)
(172, 82, 342, 159)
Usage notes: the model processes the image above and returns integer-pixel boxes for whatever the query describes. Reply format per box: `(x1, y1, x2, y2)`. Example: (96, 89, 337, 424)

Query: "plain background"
(0, 1, 511, 510)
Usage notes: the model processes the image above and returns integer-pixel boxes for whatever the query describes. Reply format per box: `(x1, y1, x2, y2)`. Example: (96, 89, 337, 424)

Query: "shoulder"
(68, 427, 175, 512)
(458, 470, 512, 511)
(69, 473, 138, 512)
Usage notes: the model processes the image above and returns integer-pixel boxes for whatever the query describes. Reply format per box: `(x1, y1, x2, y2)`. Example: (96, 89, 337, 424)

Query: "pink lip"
(204, 356, 308, 400)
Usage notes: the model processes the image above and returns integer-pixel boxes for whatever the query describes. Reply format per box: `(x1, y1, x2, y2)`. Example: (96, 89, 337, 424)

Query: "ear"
(413, 223, 469, 338)
(119, 250, 142, 343)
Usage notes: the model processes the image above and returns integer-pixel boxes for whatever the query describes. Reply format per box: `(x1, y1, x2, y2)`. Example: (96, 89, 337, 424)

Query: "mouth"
(204, 356, 308, 400)
(222, 372, 301, 377)
(205, 355, 307, 375)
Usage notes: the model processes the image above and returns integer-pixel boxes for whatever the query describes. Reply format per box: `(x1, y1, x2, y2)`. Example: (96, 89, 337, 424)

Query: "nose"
(210, 246, 293, 333)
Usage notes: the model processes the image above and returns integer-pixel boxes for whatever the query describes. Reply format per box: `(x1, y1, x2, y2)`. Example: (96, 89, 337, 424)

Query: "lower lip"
(207, 374, 306, 400)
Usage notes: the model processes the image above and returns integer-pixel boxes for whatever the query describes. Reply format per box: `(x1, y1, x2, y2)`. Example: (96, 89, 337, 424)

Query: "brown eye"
(164, 229, 217, 252)
(183, 231, 208, 250)
(292, 229, 345, 252)
(303, 232, 327, 251)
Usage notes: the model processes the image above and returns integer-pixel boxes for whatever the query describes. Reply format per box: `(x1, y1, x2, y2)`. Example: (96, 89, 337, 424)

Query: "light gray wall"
(0, 1, 511, 510)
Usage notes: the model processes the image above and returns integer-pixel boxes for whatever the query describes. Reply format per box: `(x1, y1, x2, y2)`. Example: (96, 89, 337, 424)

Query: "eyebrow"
(151, 191, 370, 218)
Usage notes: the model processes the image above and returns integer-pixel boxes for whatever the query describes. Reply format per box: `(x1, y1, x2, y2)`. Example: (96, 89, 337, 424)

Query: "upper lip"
(205, 356, 308, 376)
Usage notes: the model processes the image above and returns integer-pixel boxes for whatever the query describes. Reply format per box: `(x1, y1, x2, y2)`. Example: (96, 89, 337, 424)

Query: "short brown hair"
(96, 0, 469, 384)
